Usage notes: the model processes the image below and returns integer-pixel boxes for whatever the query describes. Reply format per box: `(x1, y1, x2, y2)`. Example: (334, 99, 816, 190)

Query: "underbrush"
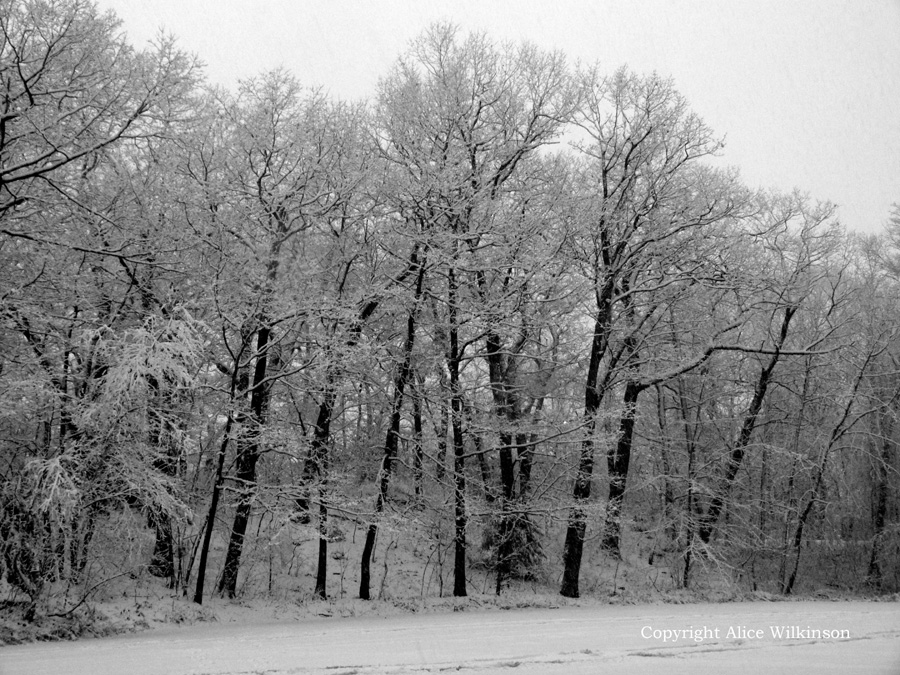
(3, 493, 894, 646)
(3, 546, 891, 647)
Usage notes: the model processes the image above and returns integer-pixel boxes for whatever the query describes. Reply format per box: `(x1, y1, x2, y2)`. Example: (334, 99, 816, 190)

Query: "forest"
(1, 0, 898, 624)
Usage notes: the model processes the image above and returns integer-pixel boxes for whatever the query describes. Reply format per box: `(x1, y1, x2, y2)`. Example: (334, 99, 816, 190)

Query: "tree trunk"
(699, 306, 795, 543)
(868, 412, 892, 588)
(300, 387, 336, 599)
(518, 430, 535, 502)
(654, 385, 677, 546)
(219, 323, 274, 598)
(561, 296, 612, 598)
(673, 378, 699, 589)
(602, 380, 642, 555)
(412, 376, 425, 498)
(299, 264, 401, 597)
(217, 445, 259, 598)
(296, 386, 333, 519)
(476, 437, 494, 503)
(193, 412, 234, 605)
(315, 484, 329, 599)
(147, 377, 178, 586)
(783, 467, 825, 596)
(451, 398, 468, 598)
(785, 359, 869, 595)
(495, 431, 516, 594)
(360, 249, 425, 599)
(446, 265, 468, 597)
(434, 391, 449, 483)
(560, 428, 594, 599)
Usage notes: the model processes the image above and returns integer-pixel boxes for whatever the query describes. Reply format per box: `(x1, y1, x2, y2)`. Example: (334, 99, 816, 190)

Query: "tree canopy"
(2, 3, 898, 620)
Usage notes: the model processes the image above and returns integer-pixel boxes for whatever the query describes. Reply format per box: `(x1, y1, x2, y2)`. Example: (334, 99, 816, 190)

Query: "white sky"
(97, 0, 900, 233)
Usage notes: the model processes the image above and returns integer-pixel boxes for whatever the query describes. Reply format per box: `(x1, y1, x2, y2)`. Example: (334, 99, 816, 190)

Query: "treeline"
(1, 0, 898, 619)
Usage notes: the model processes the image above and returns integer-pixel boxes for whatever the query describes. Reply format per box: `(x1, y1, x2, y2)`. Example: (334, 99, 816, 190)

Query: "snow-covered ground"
(2, 601, 898, 674)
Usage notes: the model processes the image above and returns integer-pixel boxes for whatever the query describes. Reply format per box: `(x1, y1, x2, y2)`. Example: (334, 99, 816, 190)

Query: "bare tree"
(560, 67, 739, 596)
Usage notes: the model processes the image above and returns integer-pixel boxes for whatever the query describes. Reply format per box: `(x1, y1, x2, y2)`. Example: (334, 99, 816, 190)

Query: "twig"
(47, 571, 134, 618)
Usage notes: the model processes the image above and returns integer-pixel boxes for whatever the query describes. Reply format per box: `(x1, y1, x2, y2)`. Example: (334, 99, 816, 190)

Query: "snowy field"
(2, 601, 898, 675)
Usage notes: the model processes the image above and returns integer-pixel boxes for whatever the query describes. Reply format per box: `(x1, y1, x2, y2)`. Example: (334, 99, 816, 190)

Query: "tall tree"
(0, 0, 199, 615)
(373, 23, 576, 596)
(560, 67, 739, 595)
(697, 194, 841, 546)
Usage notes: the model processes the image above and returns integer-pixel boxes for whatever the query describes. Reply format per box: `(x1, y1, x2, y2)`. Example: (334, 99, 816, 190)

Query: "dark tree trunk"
(495, 431, 516, 594)
(193, 412, 234, 605)
(560, 429, 594, 598)
(219, 323, 274, 598)
(868, 414, 892, 587)
(412, 376, 425, 498)
(147, 376, 178, 585)
(300, 254, 409, 597)
(654, 386, 676, 541)
(602, 380, 642, 556)
(296, 387, 334, 522)
(359, 525, 376, 600)
(674, 379, 699, 589)
(476, 435, 494, 503)
(518, 431, 535, 501)
(461, 398, 493, 503)
(783, 363, 866, 595)
(217, 445, 259, 598)
(783, 465, 827, 596)
(561, 294, 612, 598)
(361, 249, 425, 599)
(451, 402, 468, 598)
(446, 264, 468, 598)
(486, 361, 527, 595)
(308, 388, 335, 599)
(699, 306, 795, 544)
(315, 484, 329, 599)
(434, 393, 449, 483)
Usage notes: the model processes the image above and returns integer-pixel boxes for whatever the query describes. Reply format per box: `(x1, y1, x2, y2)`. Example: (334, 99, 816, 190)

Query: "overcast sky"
(97, 0, 900, 233)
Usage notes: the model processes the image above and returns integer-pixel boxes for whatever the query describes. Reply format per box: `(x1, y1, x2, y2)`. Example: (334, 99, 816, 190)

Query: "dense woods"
(2, 1, 898, 621)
